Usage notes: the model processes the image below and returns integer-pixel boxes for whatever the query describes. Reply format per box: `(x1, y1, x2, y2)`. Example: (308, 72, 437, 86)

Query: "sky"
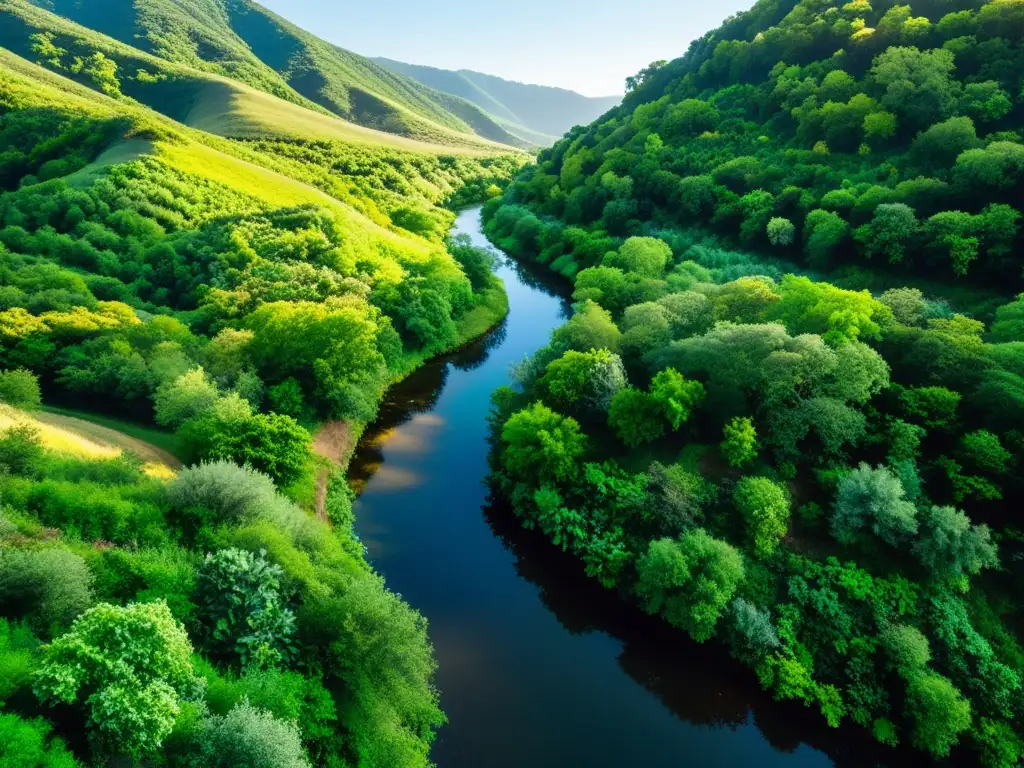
(256, 0, 754, 97)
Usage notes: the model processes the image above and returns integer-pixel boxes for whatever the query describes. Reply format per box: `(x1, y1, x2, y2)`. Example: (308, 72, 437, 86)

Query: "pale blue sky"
(257, 0, 754, 97)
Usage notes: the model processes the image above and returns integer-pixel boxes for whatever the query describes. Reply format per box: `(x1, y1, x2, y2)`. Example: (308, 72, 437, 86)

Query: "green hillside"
(484, 0, 1024, 765)
(375, 56, 622, 144)
(19, 0, 532, 147)
(0, 26, 522, 766)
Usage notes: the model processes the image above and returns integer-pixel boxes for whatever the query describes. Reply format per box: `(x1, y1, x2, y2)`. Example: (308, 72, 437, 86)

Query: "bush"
(905, 673, 972, 758)
(0, 369, 41, 409)
(0, 548, 93, 638)
(196, 548, 296, 669)
(0, 712, 80, 767)
(167, 461, 278, 531)
(0, 423, 44, 476)
(185, 701, 310, 768)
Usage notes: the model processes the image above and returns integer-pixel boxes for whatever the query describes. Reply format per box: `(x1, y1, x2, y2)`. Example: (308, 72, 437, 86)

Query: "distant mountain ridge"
(374, 57, 621, 145)
(17, 0, 532, 147)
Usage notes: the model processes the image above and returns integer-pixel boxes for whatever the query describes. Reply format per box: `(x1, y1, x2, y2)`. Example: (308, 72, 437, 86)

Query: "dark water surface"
(349, 207, 901, 768)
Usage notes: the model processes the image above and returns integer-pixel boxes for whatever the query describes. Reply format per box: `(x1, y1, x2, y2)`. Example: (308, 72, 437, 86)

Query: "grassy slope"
(375, 57, 622, 142)
(21, 0, 530, 147)
(0, 0, 520, 154)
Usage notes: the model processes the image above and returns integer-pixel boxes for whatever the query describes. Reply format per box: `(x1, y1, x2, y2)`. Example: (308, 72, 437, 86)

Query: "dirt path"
(33, 412, 182, 470)
(312, 420, 356, 521)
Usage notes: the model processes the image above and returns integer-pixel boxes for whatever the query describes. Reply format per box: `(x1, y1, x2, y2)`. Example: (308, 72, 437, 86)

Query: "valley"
(1, 0, 1024, 767)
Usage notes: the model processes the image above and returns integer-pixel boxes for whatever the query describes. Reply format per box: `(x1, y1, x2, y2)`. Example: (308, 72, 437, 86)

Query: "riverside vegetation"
(485, 0, 1024, 764)
(0, 2, 526, 765)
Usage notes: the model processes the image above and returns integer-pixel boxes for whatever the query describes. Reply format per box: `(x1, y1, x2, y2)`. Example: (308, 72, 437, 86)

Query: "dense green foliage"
(490, 0, 1024, 291)
(0, 10, 520, 765)
(486, 0, 1024, 762)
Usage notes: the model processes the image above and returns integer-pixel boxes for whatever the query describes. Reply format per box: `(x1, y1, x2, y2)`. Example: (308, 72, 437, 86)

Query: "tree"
(645, 462, 711, 535)
(905, 673, 972, 758)
(33, 601, 194, 759)
(0, 368, 41, 409)
(869, 46, 960, 131)
(154, 368, 219, 427)
(541, 349, 626, 416)
(605, 237, 671, 278)
(880, 624, 931, 677)
(178, 405, 312, 488)
(196, 549, 296, 669)
(721, 416, 758, 467)
(635, 530, 744, 642)
(649, 368, 705, 430)
(914, 505, 998, 581)
(767, 217, 795, 246)
(856, 203, 919, 264)
(734, 477, 790, 558)
(550, 300, 621, 353)
(69, 52, 120, 96)
(803, 209, 849, 268)
(28, 32, 65, 68)
(0, 423, 44, 476)
(501, 403, 587, 485)
(991, 294, 1024, 342)
(608, 387, 664, 447)
(831, 464, 918, 547)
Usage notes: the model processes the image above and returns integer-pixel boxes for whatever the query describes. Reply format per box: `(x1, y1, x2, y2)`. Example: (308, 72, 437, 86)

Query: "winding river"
(348, 207, 915, 768)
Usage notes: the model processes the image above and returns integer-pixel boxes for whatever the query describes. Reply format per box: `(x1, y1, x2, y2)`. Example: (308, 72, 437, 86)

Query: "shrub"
(167, 461, 278, 531)
(186, 701, 310, 768)
(0, 548, 93, 638)
(831, 463, 917, 547)
(0, 369, 41, 409)
(196, 548, 296, 669)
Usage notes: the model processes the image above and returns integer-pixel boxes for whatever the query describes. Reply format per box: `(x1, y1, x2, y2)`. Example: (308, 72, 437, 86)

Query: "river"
(348, 207, 909, 768)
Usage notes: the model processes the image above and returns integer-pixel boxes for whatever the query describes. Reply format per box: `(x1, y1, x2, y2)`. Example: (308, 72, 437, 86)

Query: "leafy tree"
(605, 237, 672, 277)
(734, 477, 790, 558)
(541, 349, 626, 416)
(880, 624, 930, 677)
(856, 203, 919, 264)
(178, 407, 312, 487)
(608, 387, 665, 447)
(634, 530, 744, 642)
(804, 209, 850, 268)
(727, 598, 779, 663)
(267, 378, 306, 419)
(905, 673, 972, 758)
(721, 416, 758, 467)
(33, 601, 194, 759)
(154, 368, 219, 427)
(550, 300, 621, 353)
(869, 46, 960, 131)
(196, 549, 296, 669)
(501, 403, 587, 484)
(0, 368, 41, 409)
(766, 217, 795, 246)
(914, 505, 998, 581)
(831, 463, 918, 547)
(957, 430, 1010, 475)
(645, 461, 711, 535)
(649, 368, 705, 430)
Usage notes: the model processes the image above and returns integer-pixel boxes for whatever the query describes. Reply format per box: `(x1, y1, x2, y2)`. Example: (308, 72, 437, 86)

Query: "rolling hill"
(16, 0, 533, 147)
(0, 0, 527, 152)
(374, 57, 622, 144)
